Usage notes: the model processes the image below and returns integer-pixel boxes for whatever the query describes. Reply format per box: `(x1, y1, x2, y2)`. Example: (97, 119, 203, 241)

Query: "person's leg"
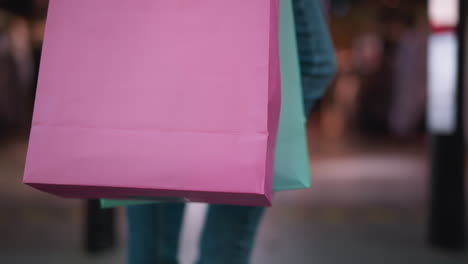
(197, 205, 265, 264)
(127, 203, 185, 264)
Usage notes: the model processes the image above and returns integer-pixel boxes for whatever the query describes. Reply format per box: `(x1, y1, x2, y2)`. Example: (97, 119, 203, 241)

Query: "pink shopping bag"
(23, 0, 281, 206)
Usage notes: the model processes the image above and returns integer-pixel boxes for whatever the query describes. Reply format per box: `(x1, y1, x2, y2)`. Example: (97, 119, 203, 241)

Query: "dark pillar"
(429, 0, 466, 251)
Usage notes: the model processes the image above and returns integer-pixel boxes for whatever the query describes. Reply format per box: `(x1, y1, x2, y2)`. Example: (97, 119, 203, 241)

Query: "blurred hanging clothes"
(292, 0, 337, 114)
(389, 26, 427, 137)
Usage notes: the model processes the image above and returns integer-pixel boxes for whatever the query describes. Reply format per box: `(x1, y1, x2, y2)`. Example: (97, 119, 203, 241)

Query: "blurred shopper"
(353, 7, 407, 137)
(0, 0, 45, 138)
(0, 11, 34, 138)
(389, 12, 428, 137)
(0, 15, 17, 136)
(127, 1, 336, 263)
(354, 22, 395, 136)
(320, 49, 359, 143)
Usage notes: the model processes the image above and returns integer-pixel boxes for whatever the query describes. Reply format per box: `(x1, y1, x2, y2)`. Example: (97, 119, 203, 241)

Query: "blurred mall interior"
(0, 0, 467, 263)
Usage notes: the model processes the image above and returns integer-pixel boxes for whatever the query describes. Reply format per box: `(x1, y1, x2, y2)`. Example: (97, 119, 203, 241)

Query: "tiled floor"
(0, 137, 467, 264)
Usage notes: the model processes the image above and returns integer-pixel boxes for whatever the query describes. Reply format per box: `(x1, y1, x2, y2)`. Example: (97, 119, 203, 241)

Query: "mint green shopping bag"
(101, 0, 310, 208)
(273, 0, 311, 191)
(101, 197, 186, 208)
